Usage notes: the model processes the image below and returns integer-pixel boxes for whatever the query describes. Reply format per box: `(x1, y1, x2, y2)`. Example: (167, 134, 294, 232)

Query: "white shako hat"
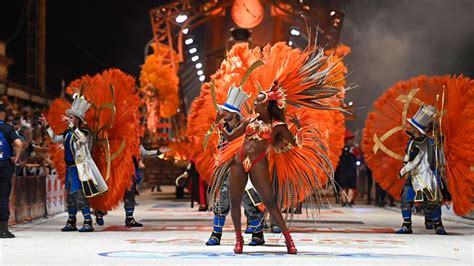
(407, 105, 436, 134)
(66, 93, 92, 122)
(217, 85, 249, 116)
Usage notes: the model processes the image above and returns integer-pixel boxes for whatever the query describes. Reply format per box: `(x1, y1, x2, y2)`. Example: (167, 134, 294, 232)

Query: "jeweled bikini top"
(245, 118, 286, 141)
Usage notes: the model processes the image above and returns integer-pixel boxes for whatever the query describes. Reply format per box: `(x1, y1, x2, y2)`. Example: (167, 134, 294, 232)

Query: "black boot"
(424, 216, 434, 230)
(0, 221, 15, 238)
(248, 231, 265, 246)
(125, 217, 143, 227)
(206, 231, 222, 246)
(395, 222, 412, 234)
(95, 210, 106, 226)
(61, 219, 78, 232)
(434, 222, 448, 235)
(78, 219, 94, 232)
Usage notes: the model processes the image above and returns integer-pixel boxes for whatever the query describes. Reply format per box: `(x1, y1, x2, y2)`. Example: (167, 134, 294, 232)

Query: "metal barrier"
(8, 164, 65, 224)
(14, 174, 46, 222)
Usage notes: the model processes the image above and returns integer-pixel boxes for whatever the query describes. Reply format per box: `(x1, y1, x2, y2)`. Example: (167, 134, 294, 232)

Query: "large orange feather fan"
(362, 75, 474, 216)
(47, 69, 141, 211)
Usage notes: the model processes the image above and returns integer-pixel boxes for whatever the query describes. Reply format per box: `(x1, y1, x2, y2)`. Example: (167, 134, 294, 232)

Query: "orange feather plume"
(140, 43, 180, 123)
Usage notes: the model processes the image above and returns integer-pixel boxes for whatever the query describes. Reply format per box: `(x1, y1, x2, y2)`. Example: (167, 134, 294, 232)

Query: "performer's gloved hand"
(39, 114, 49, 127)
(398, 169, 405, 179)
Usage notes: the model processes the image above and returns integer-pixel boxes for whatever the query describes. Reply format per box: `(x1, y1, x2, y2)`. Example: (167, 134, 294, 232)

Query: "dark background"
(1, 0, 473, 132)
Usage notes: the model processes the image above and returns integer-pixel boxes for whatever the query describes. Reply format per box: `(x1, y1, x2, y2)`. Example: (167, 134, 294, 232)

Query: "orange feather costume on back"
(362, 75, 474, 216)
(47, 69, 141, 211)
(187, 41, 348, 213)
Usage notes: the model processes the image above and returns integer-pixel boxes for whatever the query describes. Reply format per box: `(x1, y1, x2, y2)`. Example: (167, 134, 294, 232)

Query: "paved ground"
(1, 187, 473, 265)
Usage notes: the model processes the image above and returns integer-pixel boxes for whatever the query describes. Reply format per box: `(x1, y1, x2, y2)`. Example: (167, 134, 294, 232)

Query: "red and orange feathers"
(47, 69, 141, 211)
(362, 75, 474, 216)
(187, 42, 348, 210)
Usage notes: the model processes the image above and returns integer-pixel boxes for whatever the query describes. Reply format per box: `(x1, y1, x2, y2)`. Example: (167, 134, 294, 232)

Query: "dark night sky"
(2, 0, 474, 131)
(1, 0, 162, 95)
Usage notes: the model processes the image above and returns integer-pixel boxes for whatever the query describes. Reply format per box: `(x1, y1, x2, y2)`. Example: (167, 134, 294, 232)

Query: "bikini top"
(245, 119, 286, 141)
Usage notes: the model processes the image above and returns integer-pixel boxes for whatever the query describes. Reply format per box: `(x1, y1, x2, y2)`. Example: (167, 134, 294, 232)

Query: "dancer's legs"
(249, 159, 288, 232)
(229, 158, 248, 235)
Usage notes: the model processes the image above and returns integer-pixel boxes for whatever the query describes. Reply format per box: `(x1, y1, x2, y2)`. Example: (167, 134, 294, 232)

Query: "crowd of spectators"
(1, 95, 51, 176)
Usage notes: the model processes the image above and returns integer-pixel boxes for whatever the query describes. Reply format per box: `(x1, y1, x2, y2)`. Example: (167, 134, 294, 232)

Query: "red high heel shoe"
(282, 230, 297, 254)
(234, 234, 244, 254)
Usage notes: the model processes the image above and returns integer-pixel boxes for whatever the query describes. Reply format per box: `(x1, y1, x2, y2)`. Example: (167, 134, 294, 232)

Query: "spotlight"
(330, 11, 336, 16)
(288, 41, 293, 46)
(199, 75, 205, 82)
(197, 70, 204, 76)
(175, 14, 188, 23)
(185, 38, 194, 45)
(195, 63, 203, 69)
(356, 161, 361, 166)
(191, 55, 199, 62)
(290, 29, 300, 36)
(348, 101, 353, 106)
(182, 28, 189, 34)
(189, 47, 197, 54)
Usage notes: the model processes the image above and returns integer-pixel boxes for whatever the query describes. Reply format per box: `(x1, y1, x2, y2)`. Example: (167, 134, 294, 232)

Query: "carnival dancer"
(40, 94, 108, 232)
(206, 88, 265, 246)
(193, 42, 346, 255)
(397, 105, 447, 235)
(362, 75, 474, 230)
(213, 85, 302, 254)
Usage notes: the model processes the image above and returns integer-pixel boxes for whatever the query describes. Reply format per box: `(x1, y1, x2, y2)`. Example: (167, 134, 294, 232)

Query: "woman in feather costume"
(199, 41, 346, 255)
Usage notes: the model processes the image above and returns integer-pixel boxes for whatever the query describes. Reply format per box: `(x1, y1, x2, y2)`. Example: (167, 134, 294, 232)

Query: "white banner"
(45, 170, 66, 215)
